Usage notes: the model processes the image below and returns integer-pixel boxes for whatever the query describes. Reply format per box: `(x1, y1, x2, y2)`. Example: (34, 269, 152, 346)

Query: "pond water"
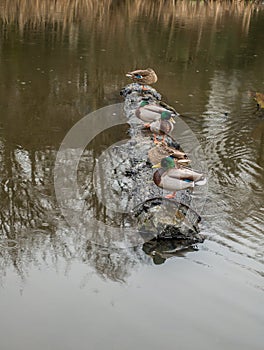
(0, 1, 264, 350)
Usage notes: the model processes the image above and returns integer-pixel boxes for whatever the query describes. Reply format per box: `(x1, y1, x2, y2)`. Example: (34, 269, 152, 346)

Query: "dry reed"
(0, 0, 261, 35)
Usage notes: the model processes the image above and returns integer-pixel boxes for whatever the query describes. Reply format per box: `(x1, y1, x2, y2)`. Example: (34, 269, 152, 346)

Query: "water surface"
(0, 1, 264, 350)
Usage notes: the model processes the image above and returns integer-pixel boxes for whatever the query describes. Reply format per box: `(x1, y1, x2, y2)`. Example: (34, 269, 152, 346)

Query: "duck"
(135, 100, 175, 124)
(159, 101, 178, 115)
(135, 101, 176, 143)
(126, 68, 158, 86)
(148, 144, 190, 165)
(152, 156, 206, 198)
(253, 92, 264, 109)
(149, 113, 175, 144)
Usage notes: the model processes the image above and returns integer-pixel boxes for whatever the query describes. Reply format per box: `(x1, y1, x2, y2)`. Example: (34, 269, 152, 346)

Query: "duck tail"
(195, 177, 207, 186)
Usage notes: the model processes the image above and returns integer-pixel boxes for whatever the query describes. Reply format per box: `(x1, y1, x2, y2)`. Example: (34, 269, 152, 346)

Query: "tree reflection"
(0, 132, 154, 284)
(0, 0, 263, 284)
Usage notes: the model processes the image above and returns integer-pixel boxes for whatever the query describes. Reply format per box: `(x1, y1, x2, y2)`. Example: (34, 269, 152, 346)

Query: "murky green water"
(0, 1, 264, 350)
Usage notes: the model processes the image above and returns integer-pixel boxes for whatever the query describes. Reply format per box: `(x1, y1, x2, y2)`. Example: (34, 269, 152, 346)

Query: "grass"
(0, 0, 261, 33)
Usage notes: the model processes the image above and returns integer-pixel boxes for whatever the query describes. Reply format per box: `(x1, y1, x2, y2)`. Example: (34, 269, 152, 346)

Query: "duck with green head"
(152, 156, 206, 198)
(126, 68, 158, 86)
(135, 100, 175, 123)
(135, 101, 176, 143)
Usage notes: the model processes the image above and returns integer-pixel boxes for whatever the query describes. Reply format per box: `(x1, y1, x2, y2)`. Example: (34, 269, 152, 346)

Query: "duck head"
(139, 100, 150, 108)
(152, 156, 175, 169)
(160, 111, 175, 124)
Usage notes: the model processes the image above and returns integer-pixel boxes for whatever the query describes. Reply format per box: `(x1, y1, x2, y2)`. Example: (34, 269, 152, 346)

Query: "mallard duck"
(152, 156, 206, 198)
(135, 101, 176, 143)
(149, 113, 175, 144)
(135, 101, 175, 124)
(126, 68, 158, 85)
(148, 144, 189, 165)
(158, 101, 178, 115)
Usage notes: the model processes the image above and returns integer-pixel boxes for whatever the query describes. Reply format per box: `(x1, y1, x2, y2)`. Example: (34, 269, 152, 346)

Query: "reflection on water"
(192, 69, 264, 269)
(1, 1, 264, 349)
(0, 0, 263, 282)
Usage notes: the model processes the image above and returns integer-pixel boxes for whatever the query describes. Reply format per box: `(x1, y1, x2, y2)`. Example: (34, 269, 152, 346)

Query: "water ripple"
(184, 72, 264, 273)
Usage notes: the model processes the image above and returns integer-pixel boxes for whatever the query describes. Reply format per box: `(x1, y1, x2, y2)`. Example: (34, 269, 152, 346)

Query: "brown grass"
(0, 0, 261, 34)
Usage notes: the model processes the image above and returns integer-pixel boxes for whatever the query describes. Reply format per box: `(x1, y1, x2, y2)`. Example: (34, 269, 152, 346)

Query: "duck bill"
(152, 162, 161, 168)
(170, 117, 176, 123)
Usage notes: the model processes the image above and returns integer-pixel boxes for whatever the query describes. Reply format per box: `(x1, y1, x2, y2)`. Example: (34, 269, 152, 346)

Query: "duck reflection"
(142, 237, 202, 265)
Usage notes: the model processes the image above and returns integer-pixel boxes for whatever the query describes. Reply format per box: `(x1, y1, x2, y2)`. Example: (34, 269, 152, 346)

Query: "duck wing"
(144, 105, 175, 115)
(161, 173, 194, 191)
(127, 69, 150, 78)
(136, 107, 160, 122)
(167, 168, 204, 182)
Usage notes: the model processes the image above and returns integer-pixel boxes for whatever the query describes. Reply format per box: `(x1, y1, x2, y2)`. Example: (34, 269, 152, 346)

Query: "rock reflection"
(0, 123, 205, 285)
(0, 0, 264, 285)
(82, 242, 148, 283)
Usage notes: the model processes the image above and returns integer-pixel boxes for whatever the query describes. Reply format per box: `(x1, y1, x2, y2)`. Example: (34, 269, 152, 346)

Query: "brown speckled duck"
(126, 68, 158, 85)
(251, 92, 264, 109)
(148, 144, 189, 165)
